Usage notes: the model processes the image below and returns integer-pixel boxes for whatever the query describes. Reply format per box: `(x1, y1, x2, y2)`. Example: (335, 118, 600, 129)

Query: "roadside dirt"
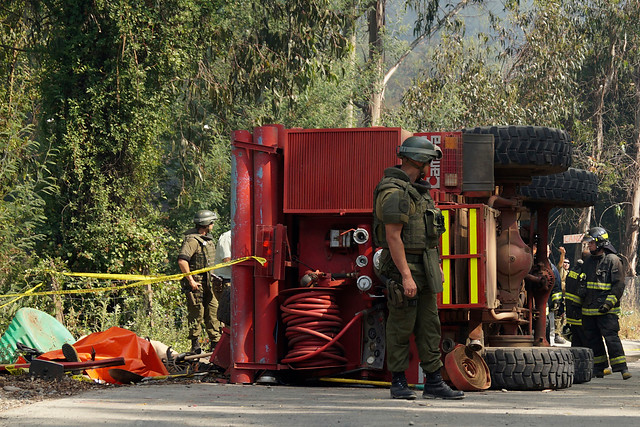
(0, 371, 220, 413)
(0, 373, 107, 412)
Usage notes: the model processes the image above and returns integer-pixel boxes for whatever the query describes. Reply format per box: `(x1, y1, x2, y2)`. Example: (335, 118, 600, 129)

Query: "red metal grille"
(284, 128, 404, 213)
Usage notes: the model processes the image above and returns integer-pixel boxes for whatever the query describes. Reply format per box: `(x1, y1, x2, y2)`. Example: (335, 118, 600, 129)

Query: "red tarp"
(38, 326, 169, 383)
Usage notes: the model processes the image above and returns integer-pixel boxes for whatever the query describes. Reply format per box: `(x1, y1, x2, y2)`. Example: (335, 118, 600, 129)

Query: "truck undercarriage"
(226, 125, 597, 391)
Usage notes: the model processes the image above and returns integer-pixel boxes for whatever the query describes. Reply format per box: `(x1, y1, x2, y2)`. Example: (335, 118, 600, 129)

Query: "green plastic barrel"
(0, 308, 75, 363)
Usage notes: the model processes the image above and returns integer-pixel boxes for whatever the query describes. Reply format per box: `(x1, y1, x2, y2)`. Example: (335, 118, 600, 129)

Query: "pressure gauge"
(357, 275, 373, 292)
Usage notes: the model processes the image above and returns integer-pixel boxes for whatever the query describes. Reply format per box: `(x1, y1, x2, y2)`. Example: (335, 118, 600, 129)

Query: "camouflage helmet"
(582, 226, 617, 254)
(397, 136, 443, 163)
(193, 209, 218, 227)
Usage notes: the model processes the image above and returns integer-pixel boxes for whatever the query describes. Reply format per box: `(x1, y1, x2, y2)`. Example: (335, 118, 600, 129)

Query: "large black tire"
(462, 126, 572, 182)
(483, 347, 574, 390)
(569, 347, 594, 384)
(519, 168, 598, 207)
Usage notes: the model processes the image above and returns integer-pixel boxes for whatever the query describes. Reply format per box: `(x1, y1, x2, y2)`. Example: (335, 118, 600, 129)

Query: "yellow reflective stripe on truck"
(470, 208, 479, 304)
(442, 209, 451, 305)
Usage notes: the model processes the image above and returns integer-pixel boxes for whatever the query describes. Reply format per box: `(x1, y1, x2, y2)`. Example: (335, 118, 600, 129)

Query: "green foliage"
(34, 0, 191, 275)
(392, 0, 586, 130)
(1, 1, 57, 293)
(3, 0, 640, 343)
(390, 21, 522, 130)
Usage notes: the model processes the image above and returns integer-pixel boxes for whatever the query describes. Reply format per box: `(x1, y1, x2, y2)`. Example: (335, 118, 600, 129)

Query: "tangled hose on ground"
(280, 289, 356, 368)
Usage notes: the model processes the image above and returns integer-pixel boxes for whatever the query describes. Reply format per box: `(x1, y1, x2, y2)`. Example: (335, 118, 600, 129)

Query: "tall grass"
(620, 278, 640, 340)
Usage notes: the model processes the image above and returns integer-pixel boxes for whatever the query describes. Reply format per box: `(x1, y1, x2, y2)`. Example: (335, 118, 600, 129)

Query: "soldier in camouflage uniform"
(373, 136, 464, 400)
(178, 210, 222, 353)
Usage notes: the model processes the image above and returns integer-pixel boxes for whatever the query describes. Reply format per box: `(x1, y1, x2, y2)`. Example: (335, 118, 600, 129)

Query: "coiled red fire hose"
(280, 290, 364, 368)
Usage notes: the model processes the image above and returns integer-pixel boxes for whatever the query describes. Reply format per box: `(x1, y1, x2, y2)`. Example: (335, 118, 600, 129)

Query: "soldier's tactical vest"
(373, 170, 445, 250)
(185, 233, 216, 284)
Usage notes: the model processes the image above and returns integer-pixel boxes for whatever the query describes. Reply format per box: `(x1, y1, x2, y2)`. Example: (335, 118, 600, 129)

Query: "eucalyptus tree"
(610, 1, 640, 276)
(394, 0, 585, 130)
(359, 0, 483, 126)
(562, 0, 630, 244)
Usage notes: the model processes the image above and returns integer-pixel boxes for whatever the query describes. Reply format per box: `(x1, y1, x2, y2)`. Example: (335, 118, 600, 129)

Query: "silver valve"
(353, 228, 369, 245)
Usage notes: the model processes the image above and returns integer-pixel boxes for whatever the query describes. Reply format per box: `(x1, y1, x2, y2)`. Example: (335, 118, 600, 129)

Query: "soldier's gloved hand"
(598, 302, 613, 313)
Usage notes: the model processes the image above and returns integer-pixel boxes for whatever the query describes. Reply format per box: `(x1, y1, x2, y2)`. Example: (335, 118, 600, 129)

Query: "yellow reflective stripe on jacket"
(551, 292, 562, 302)
(565, 292, 582, 305)
(586, 281, 611, 291)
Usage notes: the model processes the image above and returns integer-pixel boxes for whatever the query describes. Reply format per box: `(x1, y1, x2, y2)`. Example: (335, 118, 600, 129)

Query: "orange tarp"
(39, 326, 169, 383)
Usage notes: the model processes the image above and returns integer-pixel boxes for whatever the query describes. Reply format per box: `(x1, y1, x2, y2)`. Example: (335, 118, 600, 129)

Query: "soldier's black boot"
(423, 370, 465, 400)
(390, 372, 416, 400)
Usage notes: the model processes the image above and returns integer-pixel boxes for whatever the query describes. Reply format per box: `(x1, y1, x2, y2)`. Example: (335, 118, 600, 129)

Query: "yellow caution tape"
(0, 256, 266, 299)
(0, 282, 45, 309)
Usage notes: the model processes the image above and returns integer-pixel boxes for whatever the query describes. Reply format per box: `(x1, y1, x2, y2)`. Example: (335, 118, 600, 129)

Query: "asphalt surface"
(2, 340, 639, 427)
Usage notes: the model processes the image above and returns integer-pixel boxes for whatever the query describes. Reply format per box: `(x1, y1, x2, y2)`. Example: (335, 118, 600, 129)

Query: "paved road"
(2, 341, 639, 427)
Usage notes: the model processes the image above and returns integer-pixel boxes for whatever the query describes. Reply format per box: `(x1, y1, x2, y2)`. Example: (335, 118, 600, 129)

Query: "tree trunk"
(49, 263, 65, 326)
(365, 0, 471, 126)
(346, 14, 357, 128)
(582, 39, 626, 260)
(575, 207, 592, 260)
(621, 63, 640, 277)
(367, 0, 385, 126)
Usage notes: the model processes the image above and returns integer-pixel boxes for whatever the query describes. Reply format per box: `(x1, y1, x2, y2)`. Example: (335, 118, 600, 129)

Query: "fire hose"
(280, 290, 364, 368)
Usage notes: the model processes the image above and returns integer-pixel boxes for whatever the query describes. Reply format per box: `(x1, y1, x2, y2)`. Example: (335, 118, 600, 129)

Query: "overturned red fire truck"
(225, 125, 597, 391)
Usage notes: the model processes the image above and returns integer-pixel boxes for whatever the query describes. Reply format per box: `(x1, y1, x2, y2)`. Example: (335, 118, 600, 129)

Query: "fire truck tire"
(483, 347, 574, 390)
(519, 168, 598, 207)
(462, 126, 572, 180)
(569, 347, 594, 384)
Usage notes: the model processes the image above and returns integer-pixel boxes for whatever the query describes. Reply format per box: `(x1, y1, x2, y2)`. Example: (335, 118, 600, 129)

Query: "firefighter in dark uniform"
(581, 227, 631, 379)
(373, 136, 464, 400)
(177, 209, 222, 353)
(564, 259, 588, 348)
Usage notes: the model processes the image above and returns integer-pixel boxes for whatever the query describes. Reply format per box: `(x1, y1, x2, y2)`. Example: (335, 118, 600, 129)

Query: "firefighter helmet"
(193, 209, 218, 227)
(397, 136, 442, 163)
(582, 226, 617, 254)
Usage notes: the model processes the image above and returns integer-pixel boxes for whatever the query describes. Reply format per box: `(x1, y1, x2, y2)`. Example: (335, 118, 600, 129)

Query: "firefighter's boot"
(595, 367, 612, 378)
(621, 369, 632, 380)
(190, 338, 202, 354)
(423, 370, 465, 400)
(390, 372, 416, 400)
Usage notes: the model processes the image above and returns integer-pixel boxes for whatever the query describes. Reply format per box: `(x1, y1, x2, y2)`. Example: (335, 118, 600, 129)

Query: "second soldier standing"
(177, 210, 223, 353)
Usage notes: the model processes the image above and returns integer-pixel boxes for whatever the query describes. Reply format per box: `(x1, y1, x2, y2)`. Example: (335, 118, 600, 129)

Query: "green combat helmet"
(397, 136, 443, 163)
(194, 209, 218, 227)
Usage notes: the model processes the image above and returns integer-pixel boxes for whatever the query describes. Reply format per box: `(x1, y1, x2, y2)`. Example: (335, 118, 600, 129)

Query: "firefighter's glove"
(551, 301, 560, 312)
(386, 279, 405, 308)
(598, 302, 613, 313)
